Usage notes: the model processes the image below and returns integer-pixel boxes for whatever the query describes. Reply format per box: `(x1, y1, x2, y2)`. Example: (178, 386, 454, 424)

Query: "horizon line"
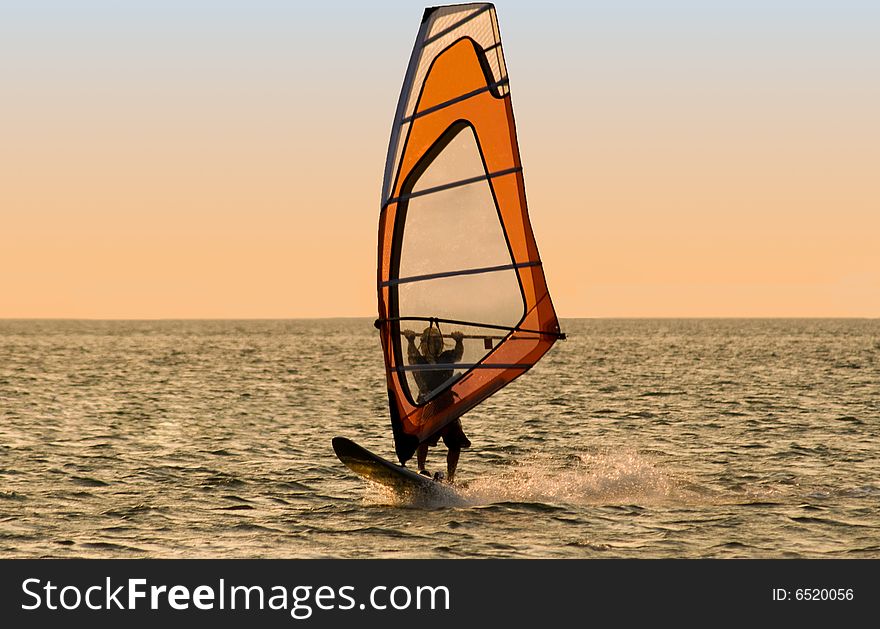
(1, 316, 877, 322)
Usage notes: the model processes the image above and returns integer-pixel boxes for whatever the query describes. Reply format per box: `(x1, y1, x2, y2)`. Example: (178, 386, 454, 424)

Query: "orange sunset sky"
(2, 1, 878, 318)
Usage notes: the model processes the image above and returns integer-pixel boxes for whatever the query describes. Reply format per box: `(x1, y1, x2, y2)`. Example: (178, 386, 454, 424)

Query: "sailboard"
(332, 437, 440, 494)
(376, 1, 564, 462)
(336, 3, 563, 485)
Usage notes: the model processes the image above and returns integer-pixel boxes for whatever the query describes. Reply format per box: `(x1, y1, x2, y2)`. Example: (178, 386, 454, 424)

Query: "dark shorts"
(424, 417, 471, 450)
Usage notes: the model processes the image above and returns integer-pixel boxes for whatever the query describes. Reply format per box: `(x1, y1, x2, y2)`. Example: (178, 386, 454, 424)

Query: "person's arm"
(403, 330, 422, 364)
(450, 331, 464, 362)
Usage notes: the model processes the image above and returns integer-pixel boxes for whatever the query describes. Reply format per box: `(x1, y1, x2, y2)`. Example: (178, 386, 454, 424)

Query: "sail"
(376, 3, 563, 464)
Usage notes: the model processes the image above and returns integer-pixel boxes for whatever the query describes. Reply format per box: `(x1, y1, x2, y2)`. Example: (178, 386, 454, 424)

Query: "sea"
(0, 318, 878, 559)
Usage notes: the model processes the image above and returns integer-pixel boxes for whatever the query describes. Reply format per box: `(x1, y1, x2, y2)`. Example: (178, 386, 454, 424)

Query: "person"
(402, 325, 470, 483)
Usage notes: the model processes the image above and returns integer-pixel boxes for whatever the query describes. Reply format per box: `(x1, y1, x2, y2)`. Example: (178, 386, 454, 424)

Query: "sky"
(1, 0, 878, 318)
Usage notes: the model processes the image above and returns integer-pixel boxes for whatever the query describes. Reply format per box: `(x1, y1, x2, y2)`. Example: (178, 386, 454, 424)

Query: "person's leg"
(441, 418, 468, 483)
(446, 446, 460, 483)
(417, 443, 429, 473)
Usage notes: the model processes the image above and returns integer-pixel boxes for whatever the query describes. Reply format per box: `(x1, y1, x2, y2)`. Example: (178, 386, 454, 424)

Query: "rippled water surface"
(1, 319, 878, 558)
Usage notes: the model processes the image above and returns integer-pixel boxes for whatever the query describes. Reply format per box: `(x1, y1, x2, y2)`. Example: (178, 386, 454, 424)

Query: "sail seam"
(385, 166, 520, 206)
(402, 78, 509, 124)
(382, 261, 539, 287)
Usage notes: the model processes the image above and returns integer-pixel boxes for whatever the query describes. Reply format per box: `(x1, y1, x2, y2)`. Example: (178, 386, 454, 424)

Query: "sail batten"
(379, 315, 564, 340)
(423, 4, 493, 45)
(378, 3, 562, 464)
(401, 78, 510, 124)
(381, 260, 540, 288)
(398, 363, 531, 372)
(384, 165, 519, 207)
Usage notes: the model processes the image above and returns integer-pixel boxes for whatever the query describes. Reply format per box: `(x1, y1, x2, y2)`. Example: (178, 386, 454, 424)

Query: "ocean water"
(0, 318, 878, 558)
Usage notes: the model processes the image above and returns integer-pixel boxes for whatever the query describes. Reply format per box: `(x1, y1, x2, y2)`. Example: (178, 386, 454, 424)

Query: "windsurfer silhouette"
(402, 324, 470, 483)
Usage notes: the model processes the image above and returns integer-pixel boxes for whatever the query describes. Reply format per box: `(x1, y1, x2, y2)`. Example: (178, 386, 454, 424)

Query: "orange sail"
(376, 3, 563, 464)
